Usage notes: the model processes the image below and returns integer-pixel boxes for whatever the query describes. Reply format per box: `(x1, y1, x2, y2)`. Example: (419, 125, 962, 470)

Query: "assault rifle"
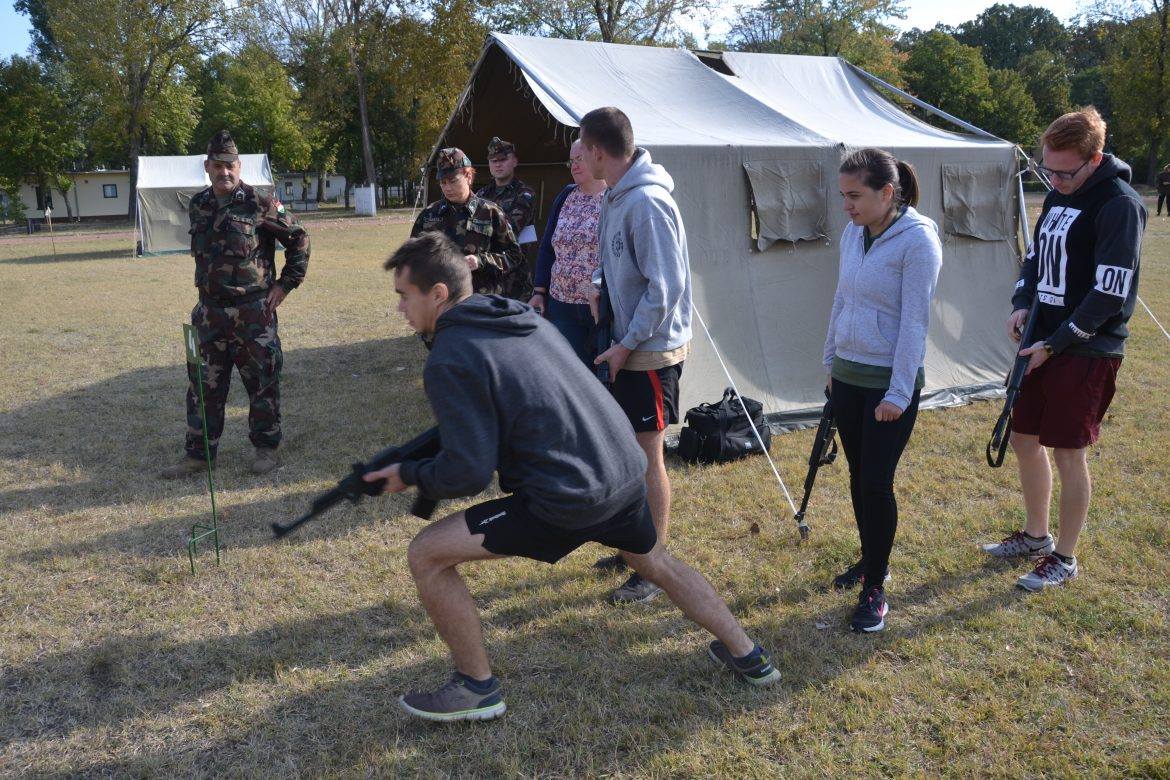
(793, 389, 838, 541)
(594, 272, 614, 388)
(986, 298, 1040, 468)
(271, 427, 441, 538)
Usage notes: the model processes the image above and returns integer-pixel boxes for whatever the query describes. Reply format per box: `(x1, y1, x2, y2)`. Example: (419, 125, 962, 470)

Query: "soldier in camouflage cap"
(159, 129, 311, 479)
(411, 147, 531, 299)
(477, 136, 537, 240)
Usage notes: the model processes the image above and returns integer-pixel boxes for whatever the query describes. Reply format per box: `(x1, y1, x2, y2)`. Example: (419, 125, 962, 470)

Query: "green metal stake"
(183, 323, 222, 574)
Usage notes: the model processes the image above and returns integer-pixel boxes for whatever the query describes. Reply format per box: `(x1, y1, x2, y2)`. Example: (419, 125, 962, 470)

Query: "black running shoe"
(851, 585, 888, 633)
(593, 554, 628, 573)
(833, 559, 865, 589)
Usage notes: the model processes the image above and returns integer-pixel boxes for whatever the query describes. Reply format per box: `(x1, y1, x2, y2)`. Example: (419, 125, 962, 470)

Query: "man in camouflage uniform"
(476, 136, 537, 237)
(411, 147, 531, 299)
(159, 130, 311, 479)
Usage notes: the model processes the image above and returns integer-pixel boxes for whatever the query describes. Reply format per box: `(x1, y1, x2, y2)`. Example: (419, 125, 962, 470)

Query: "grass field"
(1, 200, 1168, 778)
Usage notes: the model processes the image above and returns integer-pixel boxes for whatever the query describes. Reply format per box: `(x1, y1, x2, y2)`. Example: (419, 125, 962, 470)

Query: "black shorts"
(464, 494, 658, 564)
(612, 362, 683, 432)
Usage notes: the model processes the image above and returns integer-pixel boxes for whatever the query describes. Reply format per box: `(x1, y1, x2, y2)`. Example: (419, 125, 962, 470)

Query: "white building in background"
(274, 172, 348, 204)
(18, 170, 130, 220)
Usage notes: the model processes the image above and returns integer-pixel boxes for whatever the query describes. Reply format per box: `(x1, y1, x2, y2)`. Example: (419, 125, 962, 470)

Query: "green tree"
(727, 0, 907, 83)
(493, 0, 710, 44)
(0, 56, 84, 219)
(985, 67, 1040, 144)
(953, 3, 1069, 70)
(47, 0, 217, 219)
(191, 48, 312, 171)
(902, 30, 994, 132)
(1016, 49, 1072, 123)
(1101, 1, 1170, 182)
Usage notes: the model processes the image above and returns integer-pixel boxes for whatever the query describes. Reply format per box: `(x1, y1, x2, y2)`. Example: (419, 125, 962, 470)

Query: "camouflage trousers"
(185, 299, 283, 459)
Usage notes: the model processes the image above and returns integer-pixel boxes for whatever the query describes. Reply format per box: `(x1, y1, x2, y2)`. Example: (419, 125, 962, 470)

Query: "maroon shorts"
(1012, 353, 1121, 449)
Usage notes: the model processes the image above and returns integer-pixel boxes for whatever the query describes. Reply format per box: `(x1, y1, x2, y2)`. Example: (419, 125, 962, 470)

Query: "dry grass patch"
(1, 200, 1168, 777)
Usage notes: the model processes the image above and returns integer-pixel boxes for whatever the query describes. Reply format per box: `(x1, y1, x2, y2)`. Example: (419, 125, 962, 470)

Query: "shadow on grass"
(0, 246, 132, 265)
(3, 558, 1014, 775)
(0, 335, 432, 530)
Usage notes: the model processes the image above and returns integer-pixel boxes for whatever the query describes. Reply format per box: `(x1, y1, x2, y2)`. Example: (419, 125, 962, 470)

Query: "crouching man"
(366, 233, 780, 722)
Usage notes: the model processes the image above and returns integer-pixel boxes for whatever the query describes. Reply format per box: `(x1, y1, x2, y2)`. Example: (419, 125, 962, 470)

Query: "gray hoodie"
(598, 148, 693, 352)
(398, 294, 647, 529)
(822, 206, 943, 410)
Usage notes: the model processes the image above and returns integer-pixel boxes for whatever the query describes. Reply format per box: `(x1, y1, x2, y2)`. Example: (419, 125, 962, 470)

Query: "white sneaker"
(981, 530, 1054, 559)
(1016, 554, 1078, 592)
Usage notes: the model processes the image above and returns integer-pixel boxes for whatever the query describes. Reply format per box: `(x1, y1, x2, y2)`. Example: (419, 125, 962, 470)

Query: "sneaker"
(851, 586, 889, 633)
(608, 573, 663, 604)
(981, 530, 1055, 559)
(832, 560, 890, 590)
(398, 673, 506, 723)
(707, 640, 781, 686)
(158, 456, 207, 480)
(251, 447, 280, 475)
(1016, 554, 1078, 592)
(592, 554, 628, 573)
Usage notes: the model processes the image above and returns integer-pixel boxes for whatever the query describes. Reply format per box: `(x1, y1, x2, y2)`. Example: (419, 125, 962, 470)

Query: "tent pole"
(844, 61, 1007, 143)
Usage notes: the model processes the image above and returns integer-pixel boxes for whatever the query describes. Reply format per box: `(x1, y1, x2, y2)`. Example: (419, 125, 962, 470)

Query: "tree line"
(1, 0, 1167, 222)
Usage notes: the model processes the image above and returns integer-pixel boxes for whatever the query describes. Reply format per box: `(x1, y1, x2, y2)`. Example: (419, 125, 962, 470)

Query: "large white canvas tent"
(136, 154, 274, 255)
(430, 33, 1024, 421)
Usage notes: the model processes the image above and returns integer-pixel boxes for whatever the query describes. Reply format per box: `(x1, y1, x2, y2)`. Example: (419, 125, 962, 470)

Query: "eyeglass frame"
(1036, 157, 1092, 182)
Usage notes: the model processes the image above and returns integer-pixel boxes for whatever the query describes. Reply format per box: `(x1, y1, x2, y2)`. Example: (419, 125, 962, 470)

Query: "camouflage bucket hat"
(436, 147, 473, 177)
(487, 137, 515, 158)
(207, 130, 239, 162)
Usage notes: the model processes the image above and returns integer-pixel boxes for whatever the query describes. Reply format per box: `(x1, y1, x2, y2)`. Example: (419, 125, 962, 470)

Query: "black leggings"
(832, 379, 921, 586)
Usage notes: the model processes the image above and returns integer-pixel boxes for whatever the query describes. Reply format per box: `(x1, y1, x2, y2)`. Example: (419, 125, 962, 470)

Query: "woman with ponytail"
(822, 148, 942, 633)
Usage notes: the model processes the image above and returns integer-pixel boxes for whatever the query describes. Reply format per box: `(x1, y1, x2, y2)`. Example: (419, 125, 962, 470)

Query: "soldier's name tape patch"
(1094, 264, 1133, 298)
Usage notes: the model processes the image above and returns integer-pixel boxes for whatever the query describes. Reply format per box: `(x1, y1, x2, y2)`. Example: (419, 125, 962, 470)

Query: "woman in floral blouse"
(531, 138, 608, 365)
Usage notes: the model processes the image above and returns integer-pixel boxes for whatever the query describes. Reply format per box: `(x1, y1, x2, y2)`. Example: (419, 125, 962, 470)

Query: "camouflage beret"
(487, 137, 515, 158)
(436, 147, 473, 177)
(207, 130, 239, 162)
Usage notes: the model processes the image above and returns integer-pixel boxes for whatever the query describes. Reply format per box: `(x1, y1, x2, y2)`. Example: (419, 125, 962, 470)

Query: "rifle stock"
(595, 273, 613, 387)
(986, 298, 1040, 468)
(794, 390, 838, 540)
(272, 427, 442, 538)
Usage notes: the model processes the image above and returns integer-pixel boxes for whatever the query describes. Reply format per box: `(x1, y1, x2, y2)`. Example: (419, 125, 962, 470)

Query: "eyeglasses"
(1036, 158, 1091, 182)
(565, 158, 585, 168)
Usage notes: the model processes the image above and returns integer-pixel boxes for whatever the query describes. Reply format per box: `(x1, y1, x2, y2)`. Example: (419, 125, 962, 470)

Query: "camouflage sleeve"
(508, 188, 536, 232)
(259, 199, 310, 291)
(410, 210, 425, 238)
(477, 210, 522, 273)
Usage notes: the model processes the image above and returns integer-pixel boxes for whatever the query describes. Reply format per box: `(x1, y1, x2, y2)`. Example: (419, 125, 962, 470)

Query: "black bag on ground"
(676, 388, 771, 464)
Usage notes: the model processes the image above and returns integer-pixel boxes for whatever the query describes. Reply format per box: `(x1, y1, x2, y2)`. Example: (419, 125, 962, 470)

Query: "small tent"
(136, 154, 274, 255)
(430, 34, 1025, 421)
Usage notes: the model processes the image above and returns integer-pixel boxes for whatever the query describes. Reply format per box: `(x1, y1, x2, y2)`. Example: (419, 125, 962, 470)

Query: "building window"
(103, 183, 118, 198)
(325, 179, 331, 188)
(35, 186, 46, 210)
(285, 182, 293, 195)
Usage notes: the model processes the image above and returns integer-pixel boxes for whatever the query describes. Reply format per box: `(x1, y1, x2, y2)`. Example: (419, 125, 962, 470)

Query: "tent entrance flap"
(941, 163, 1016, 241)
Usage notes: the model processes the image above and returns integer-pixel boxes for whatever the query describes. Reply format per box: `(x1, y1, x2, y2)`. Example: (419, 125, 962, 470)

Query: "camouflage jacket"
(188, 182, 310, 303)
(411, 194, 531, 298)
(476, 177, 536, 235)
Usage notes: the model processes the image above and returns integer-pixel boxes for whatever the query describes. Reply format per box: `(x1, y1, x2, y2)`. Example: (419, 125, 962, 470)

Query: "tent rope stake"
(693, 307, 799, 520)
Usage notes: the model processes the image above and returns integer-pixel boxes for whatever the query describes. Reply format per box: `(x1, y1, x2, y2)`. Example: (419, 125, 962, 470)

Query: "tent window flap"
(743, 160, 826, 250)
(941, 163, 1013, 241)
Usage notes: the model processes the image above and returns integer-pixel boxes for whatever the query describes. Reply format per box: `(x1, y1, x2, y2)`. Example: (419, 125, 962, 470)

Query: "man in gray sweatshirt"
(580, 106, 693, 605)
(365, 232, 780, 722)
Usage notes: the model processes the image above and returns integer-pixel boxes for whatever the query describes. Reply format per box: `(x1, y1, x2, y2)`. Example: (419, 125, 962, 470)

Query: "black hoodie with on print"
(1012, 154, 1146, 357)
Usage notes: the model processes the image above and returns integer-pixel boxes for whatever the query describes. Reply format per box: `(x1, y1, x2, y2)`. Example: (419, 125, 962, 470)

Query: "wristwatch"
(1042, 342, 1054, 356)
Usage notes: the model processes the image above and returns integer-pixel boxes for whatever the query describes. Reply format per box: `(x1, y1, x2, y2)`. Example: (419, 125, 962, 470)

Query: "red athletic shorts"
(1012, 353, 1121, 449)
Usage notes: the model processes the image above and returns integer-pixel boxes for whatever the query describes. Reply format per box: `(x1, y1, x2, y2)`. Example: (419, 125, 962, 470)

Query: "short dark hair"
(579, 107, 635, 159)
(384, 232, 471, 298)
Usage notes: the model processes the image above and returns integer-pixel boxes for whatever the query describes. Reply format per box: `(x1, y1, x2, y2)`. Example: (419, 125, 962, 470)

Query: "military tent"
(136, 154, 274, 255)
(429, 33, 1025, 422)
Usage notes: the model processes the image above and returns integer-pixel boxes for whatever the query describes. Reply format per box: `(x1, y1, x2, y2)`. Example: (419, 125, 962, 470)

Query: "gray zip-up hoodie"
(398, 294, 647, 529)
(822, 206, 943, 410)
(598, 148, 693, 352)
